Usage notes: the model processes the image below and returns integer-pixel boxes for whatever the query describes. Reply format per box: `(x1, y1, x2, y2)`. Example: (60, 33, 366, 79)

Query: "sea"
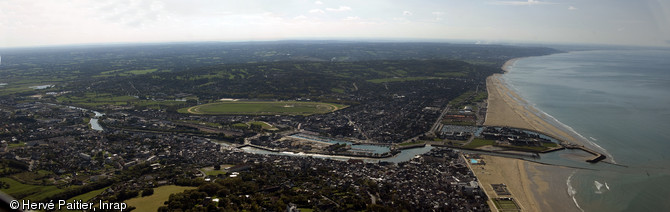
(503, 49, 670, 211)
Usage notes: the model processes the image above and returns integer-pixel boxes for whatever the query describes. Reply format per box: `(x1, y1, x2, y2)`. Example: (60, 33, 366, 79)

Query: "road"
(429, 104, 451, 135)
(399, 104, 451, 144)
(344, 114, 370, 141)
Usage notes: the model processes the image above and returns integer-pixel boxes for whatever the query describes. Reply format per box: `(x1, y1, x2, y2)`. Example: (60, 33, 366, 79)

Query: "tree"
(0, 181, 9, 189)
(142, 188, 154, 197)
(116, 189, 139, 201)
(214, 164, 221, 170)
(250, 123, 263, 132)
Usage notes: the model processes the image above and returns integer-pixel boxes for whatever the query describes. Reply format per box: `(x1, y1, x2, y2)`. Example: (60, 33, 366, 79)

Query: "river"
(241, 145, 434, 163)
(90, 111, 104, 131)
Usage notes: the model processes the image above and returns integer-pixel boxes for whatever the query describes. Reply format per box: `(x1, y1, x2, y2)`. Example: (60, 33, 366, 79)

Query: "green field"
(67, 186, 110, 202)
(7, 142, 26, 148)
(201, 165, 233, 176)
(95, 69, 162, 77)
(462, 138, 495, 149)
(398, 141, 426, 146)
(0, 177, 65, 200)
(57, 92, 187, 109)
(125, 185, 196, 212)
(180, 101, 346, 115)
(493, 198, 521, 211)
(367, 76, 447, 83)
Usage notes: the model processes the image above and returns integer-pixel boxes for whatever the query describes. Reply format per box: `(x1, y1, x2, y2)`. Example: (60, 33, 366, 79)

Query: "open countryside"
(180, 101, 346, 115)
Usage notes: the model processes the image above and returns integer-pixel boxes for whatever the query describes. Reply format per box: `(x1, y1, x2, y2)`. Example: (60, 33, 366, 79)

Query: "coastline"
(485, 71, 584, 143)
(475, 58, 581, 212)
(501, 57, 524, 73)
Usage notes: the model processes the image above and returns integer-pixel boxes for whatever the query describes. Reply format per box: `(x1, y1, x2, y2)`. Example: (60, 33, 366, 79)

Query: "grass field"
(125, 185, 196, 212)
(367, 76, 447, 83)
(398, 141, 426, 146)
(462, 138, 495, 149)
(7, 142, 26, 148)
(67, 186, 110, 202)
(57, 92, 187, 109)
(180, 101, 346, 115)
(11, 170, 53, 185)
(493, 198, 521, 211)
(95, 69, 162, 77)
(201, 165, 233, 176)
(0, 177, 65, 200)
(247, 121, 278, 130)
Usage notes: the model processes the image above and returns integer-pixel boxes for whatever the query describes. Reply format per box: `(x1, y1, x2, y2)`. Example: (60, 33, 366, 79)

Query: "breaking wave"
(499, 70, 616, 164)
(567, 171, 585, 212)
(595, 180, 603, 194)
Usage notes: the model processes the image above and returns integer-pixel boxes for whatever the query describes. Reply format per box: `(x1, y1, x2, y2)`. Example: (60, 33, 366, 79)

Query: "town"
(0, 42, 563, 211)
(0, 100, 489, 211)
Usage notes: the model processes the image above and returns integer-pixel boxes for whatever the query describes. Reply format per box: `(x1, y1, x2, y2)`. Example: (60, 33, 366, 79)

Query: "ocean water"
(503, 49, 670, 211)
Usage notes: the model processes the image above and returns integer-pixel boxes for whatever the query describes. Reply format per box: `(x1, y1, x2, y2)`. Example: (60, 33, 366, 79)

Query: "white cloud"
(97, 0, 167, 27)
(343, 16, 360, 21)
(1, 0, 666, 48)
(492, 0, 556, 6)
(309, 9, 325, 14)
(326, 6, 352, 12)
(432, 11, 445, 21)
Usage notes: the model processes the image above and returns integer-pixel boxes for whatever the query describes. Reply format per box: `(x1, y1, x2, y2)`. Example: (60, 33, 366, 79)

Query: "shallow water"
(504, 49, 670, 211)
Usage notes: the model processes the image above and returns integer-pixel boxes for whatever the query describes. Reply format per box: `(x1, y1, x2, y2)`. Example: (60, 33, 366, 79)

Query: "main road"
(399, 104, 450, 144)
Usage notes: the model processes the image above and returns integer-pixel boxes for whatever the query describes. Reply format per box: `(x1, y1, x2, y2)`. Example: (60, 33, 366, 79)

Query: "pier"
(393, 143, 427, 150)
(480, 125, 608, 163)
(563, 143, 606, 163)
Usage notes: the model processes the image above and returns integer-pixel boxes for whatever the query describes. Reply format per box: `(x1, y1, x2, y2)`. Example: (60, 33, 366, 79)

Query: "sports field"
(125, 185, 196, 212)
(180, 101, 345, 115)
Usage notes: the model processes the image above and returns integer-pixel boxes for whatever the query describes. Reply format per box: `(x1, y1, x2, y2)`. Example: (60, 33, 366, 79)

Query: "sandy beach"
(485, 61, 584, 144)
(472, 155, 579, 212)
(475, 58, 581, 212)
(525, 162, 579, 212)
(471, 155, 540, 211)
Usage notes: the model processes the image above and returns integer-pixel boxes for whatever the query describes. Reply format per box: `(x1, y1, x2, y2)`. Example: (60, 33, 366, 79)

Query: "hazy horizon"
(2, 0, 669, 48)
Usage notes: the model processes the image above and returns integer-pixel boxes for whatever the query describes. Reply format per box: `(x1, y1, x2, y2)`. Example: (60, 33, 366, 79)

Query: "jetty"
(563, 143, 606, 163)
(481, 126, 608, 163)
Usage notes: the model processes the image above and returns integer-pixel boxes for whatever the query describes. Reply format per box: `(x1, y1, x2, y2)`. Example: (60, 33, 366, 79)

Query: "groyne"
(563, 144, 606, 163)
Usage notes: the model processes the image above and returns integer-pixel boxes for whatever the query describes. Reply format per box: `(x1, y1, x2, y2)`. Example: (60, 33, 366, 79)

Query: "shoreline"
(501, 57, 525, 73)
(476, 57, 581, 212)
(485, 73, 584, 144)
(492, 58, 612, 157)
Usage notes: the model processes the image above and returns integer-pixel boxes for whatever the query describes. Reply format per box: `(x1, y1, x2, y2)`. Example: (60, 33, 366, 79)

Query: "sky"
(1, 0, 669, 48)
